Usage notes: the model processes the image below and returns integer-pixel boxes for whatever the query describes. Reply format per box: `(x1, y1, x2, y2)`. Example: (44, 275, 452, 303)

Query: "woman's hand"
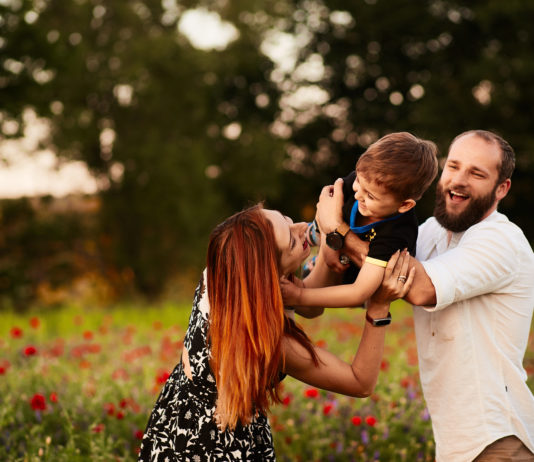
(280, 276, 303, 306)
(370, 249, 414, 305)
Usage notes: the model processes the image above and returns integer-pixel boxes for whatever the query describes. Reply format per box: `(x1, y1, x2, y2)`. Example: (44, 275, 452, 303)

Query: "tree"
(1, 0, 287, 295)
(270, 0, 534, 238)
(2, 0, 534, 301)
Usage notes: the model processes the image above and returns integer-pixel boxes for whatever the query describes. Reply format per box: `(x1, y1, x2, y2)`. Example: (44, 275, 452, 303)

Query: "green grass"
(1, 300, 532, 461)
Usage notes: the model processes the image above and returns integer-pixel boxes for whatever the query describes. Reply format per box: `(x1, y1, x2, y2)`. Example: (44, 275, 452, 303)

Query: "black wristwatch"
(365, 311, 392, 327)
(325, 223, 350, 251)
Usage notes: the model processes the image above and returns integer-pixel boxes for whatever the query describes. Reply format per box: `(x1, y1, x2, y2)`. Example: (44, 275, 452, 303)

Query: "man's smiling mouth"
(449, 190, 469, 202)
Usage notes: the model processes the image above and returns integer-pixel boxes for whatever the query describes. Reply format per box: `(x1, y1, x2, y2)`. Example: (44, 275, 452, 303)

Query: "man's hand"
(321, 241, 348, 273)
(316, 178, 345, 234)
(280, 276, 303, 307)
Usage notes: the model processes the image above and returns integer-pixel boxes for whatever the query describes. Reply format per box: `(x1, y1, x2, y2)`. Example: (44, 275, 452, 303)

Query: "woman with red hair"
(139, 204, 413, 461)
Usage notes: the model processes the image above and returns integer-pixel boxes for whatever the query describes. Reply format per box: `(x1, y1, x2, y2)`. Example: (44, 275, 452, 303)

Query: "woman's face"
(263, 209, 310, 276)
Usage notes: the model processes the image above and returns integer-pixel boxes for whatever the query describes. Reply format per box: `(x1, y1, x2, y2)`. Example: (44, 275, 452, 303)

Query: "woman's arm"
(282, 250, 414, 397)
(292, 234, 342, 318)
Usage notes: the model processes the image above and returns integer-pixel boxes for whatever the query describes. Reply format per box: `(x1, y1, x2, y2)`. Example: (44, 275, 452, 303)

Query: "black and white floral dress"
(138, 270, 277, 461)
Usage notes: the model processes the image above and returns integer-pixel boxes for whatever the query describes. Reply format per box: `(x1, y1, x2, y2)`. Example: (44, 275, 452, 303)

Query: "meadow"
(1, 299, 533, 462)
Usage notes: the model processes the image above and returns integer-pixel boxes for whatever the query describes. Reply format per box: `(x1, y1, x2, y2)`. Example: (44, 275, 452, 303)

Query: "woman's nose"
(294, 222, 307, 236)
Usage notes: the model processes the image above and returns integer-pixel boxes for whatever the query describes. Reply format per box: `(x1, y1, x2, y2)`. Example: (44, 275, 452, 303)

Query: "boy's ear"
(397, 199, 416, 214)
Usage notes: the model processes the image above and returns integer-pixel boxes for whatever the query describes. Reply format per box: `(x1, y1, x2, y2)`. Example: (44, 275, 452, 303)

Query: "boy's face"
(353, 173, 406, 221)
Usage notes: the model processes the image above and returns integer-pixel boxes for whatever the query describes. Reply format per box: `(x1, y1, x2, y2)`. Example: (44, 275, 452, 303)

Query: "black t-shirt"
(341, 171, 418, 284)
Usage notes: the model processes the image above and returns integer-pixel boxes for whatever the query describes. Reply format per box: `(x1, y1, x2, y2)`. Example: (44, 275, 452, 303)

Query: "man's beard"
(434, 182, 497, 233)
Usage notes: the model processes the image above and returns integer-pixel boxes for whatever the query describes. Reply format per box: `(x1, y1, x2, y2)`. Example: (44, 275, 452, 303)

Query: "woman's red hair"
(206, 204, 317, 430)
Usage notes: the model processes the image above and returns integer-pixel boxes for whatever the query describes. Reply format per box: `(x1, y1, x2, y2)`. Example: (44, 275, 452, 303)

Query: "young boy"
(281, 132, 438, 309)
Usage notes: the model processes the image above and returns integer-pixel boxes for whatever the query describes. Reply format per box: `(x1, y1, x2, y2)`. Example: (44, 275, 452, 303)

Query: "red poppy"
(24, 345, 37, 356)
(0, 360, 10, 375)
(365, 415, 377, 426)
(49, 392, 58, 403)
(116, 411, 125, 420)
(30, 394, 46, 411)
(83, 330, 93, 340)
(10, 327, 23, 338)
(156, 371, 170, 385)
(29, 317, 41, 329)
(282, 395, 291, 406)
(351, 416, 362, 426)
(134, 430, 144, 440)
(119, 398, 128, 408)
(92, 423, 105, 433)
(103, 402, 115, 416)
(380, 359, 389, 371)
(304, 387, 319, 399)
(323, 403, 334, 415)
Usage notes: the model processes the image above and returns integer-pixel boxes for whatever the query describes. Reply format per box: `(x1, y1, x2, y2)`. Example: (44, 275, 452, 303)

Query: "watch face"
(373, 318, 391, 326)
(326, 232, 343, 250)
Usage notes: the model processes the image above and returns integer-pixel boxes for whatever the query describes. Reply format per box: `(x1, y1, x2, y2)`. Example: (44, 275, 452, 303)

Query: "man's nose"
(449, 168, 469, 185)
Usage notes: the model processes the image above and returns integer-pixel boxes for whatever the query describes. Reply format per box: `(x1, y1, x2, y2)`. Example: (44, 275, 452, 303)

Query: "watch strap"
(336, 222, 350, 237)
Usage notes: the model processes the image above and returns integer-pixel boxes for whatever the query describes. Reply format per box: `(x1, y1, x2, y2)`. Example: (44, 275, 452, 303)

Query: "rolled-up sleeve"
(420, 224, 518, 311)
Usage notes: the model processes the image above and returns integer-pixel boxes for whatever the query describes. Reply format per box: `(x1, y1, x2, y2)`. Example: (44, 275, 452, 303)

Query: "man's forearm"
(404, 256, 437, 307)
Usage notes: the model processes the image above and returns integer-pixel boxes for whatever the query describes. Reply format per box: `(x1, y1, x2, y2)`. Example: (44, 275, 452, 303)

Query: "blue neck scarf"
(349, 200, 403, 234)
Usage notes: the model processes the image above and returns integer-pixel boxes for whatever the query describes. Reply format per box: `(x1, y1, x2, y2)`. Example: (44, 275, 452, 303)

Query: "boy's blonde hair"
(356, 132, 438, 201)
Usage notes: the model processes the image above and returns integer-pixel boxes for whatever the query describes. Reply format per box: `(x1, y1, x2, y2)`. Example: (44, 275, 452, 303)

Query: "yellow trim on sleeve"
(365, 256, 388, 267)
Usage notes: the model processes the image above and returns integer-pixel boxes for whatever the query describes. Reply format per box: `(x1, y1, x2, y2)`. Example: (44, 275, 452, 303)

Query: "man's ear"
(397, 199, 416, 214)
(495, 179, 511, 202)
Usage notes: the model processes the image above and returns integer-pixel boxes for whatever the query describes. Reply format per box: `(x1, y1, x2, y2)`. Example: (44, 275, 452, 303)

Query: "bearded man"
(315, 130, 534, 461)
(405, 130, 534, 461)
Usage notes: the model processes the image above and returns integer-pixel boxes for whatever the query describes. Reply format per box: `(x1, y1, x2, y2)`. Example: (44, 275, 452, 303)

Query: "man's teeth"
(450, 191, 468, 198)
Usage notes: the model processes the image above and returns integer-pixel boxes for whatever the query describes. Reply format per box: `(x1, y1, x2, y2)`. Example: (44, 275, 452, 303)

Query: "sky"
(0, 8, 247, 199)
(0, 110, 98, 198)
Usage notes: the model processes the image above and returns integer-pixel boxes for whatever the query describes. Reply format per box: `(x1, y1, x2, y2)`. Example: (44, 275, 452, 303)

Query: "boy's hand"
(316, 178, 345, 234)
(280, 276, 303, 307)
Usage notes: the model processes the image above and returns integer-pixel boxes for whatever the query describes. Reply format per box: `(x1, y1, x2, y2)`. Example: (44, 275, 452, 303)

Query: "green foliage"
(2, 1, 534, 301)
(0, 197, 102, 309)
(1, 0, 286, 297)
(272, 0, 534, 232)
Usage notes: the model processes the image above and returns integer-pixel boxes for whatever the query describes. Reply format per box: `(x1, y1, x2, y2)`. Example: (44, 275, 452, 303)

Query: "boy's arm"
(296, 262, 384, 308)
(292, 241, 343, 318)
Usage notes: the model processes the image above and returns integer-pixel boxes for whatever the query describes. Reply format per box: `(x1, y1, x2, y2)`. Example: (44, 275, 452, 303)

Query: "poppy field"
(2, 299, 533, 461)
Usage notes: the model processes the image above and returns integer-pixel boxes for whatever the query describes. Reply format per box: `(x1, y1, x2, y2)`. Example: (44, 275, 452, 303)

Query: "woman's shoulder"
(192, 269, 210, 318)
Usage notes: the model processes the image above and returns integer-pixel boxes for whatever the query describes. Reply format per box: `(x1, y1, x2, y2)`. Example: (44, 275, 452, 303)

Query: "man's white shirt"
(414, 210, 534, 462)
